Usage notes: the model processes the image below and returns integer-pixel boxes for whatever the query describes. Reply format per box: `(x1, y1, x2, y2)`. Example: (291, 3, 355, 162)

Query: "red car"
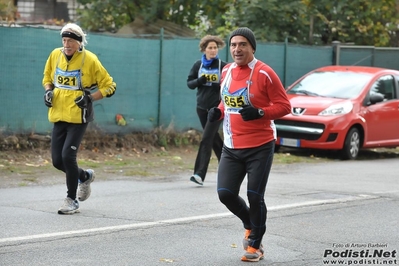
(275, 65, 399, 159)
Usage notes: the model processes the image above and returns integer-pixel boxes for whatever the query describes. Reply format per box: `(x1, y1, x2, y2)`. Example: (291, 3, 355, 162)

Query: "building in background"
(2, 0, 78, 24)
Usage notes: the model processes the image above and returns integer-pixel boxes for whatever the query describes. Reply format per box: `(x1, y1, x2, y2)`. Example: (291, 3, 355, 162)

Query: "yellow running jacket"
(42, 47, 116, 124)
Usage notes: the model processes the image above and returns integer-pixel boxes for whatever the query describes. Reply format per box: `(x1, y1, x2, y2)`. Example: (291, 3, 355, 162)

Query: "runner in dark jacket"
(187, 35, 227, 185)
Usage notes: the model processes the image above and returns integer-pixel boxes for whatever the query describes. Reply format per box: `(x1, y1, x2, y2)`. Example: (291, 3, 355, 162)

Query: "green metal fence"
(333, 43, 399, 70)
(1, 27, 398, 134)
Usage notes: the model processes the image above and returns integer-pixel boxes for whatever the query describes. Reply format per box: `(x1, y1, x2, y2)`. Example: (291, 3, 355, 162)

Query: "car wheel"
(341, 127, 360, 160)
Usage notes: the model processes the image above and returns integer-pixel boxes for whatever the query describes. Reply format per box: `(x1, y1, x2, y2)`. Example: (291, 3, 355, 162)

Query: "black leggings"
(193, 107, 223, 180)
(217, 141, 275, 249)
(51, 122, 88, 200)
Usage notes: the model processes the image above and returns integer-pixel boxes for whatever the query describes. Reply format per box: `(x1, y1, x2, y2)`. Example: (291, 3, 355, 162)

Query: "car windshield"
(287, 71, 372, 99)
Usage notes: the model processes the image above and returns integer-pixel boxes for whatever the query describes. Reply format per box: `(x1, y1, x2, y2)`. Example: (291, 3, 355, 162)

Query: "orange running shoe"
(241, 246, 264, 262)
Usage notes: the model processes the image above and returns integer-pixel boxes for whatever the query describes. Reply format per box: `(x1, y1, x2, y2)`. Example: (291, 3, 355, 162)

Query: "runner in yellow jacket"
(42, 23, 116, 215)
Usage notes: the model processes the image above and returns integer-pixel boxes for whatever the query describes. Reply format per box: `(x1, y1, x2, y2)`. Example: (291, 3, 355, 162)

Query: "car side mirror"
(369, 93, 384, 104)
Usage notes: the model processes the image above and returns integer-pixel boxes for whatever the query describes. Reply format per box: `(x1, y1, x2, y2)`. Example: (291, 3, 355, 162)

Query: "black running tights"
(217, 141, 275, 249)
(51, 122, 88, 200)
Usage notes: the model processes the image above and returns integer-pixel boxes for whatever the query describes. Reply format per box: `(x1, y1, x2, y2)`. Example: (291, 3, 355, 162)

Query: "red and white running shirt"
(218, 58, 291, 149)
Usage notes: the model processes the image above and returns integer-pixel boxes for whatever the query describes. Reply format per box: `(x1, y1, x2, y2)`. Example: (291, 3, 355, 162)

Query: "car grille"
(275, 119, 325, 141)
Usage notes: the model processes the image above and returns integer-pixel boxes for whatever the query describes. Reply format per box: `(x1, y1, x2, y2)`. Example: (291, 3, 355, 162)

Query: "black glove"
(197, 75, 208, 86)
(239, 105, 263, 121)
(74, 91, 92, 109)
(44, 90, 53, 107)
(208, 107, 222, 122)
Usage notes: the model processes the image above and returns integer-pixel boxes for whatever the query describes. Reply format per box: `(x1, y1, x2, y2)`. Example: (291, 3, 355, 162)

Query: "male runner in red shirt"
(208, 27, 291, 262)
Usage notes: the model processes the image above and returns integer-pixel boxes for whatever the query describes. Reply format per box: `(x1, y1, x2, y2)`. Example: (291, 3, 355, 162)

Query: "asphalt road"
(0, 158, 398, 266)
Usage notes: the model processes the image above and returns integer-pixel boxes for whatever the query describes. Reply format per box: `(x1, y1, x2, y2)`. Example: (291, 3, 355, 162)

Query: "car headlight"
(319, 101, 353, 116)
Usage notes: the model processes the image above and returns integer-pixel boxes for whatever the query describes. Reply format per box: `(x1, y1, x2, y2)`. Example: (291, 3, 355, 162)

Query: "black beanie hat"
(229, 27, 256, 51)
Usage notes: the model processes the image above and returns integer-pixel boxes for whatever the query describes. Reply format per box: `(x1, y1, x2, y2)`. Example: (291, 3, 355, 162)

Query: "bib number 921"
(57, 75, 77, 86)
